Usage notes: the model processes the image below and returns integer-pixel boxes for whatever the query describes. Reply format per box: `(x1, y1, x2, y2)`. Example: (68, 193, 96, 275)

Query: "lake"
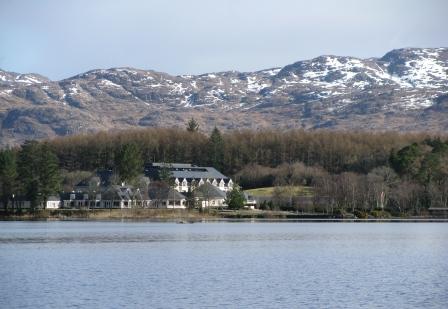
(0, 221, 447, 308)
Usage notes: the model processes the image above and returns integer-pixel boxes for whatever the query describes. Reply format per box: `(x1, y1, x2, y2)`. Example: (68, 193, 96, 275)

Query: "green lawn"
(244, 186, 313, 197)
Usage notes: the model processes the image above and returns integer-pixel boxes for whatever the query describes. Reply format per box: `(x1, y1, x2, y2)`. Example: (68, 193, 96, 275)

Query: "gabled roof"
(61, 192, 88, 200)
(171, 167, 228, 180)
(103, 185, 138, 200)
(244, 192, 257, 200)
(75, 170, 114, 188)
(47, 195, 61, 201)
(151, 163, 194, 169)
(148, 185, 186, 200)
(195, 183, 227, 199)
(145, 162, 229, 180)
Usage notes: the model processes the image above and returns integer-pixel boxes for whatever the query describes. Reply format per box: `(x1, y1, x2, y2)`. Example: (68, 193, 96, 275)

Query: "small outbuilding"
(44, 195, 61, 209)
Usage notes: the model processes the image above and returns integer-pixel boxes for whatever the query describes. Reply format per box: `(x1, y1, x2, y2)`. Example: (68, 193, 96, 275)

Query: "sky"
(0, 0, 447, 80)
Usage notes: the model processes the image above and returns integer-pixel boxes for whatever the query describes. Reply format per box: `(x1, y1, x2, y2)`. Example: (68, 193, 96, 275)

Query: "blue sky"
(0, 0, 447, 80)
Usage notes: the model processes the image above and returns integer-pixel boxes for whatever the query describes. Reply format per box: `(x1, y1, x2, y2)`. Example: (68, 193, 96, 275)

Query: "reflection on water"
(1, 222, 447, 308)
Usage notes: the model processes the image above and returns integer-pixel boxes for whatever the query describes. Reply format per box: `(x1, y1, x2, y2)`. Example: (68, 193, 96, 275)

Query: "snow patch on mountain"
(15, 74, 43, 84)
(1, 48, 447, 123)
(0, 72, 9, 82)
(99, 79, 122, 88)
(400, 52, 447, 88)
(247, 76, 270, 93)
(170, 83, 187, 95)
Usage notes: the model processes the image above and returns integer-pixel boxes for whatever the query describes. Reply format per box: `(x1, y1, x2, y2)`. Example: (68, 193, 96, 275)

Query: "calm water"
(0, 221, 447, 308)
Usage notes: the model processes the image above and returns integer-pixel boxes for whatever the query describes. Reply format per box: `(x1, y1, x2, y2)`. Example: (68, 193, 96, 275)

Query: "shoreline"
(1, 209, 447, 222)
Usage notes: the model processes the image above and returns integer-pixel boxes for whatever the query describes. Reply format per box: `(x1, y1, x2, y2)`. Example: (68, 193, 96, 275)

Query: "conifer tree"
(208, 127, 225, 171)
(0, 149, 18, 210)
(225, 185, 246, 209)
(18, 141, 41, 209)
(39, 144, 62, 204)
(186, 117, 199, 132)
(158, 163, 174, 187)
(115, 143, 143, 183)
(18, 141, 61, 210)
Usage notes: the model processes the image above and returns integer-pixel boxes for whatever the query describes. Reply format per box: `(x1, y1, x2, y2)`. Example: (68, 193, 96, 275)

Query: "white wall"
(201, 198, 227, 208)
(45, 201, 60, 209)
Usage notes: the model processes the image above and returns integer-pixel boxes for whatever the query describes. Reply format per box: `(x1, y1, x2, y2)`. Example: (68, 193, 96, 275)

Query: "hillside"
(0, 47, 447, 147)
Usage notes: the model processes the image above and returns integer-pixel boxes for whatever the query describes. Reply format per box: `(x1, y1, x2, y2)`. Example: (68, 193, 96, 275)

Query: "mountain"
(1, 47, 447, 147)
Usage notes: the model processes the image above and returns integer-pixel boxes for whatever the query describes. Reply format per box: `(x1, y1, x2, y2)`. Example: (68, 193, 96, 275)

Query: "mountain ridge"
(1, 47, 447, 147)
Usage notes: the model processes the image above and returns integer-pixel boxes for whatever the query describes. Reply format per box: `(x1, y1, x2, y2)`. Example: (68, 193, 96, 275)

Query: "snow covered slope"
(0, 48, 447, 146)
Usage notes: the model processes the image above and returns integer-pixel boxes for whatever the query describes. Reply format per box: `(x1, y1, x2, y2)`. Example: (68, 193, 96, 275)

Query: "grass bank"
(0, 208, 332, 221)
(244, 186, 313, 197)
(0, 209, 216, 221)
(1, 208, 446, 221)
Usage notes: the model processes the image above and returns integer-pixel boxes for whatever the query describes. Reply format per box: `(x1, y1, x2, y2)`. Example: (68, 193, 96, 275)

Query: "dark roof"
(47, 195, 61, 201)
(75, 170, 113, 188)
(244, 192, 257, 200)
(152, 163, 195, 169)
(111, 185, 133, 200)
(102, 185, 140, 200)
(171, 167, 228, 180)
(16, 194, 61, 201)
(148, 185, 186, 200)
(195, 183, 227, 199)
(60, 192, 88, 200)
(145, 163, 229, 180)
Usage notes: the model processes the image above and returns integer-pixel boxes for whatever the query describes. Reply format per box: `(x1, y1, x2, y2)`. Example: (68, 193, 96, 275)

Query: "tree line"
(0, 141, 60, 209)
(44, 126, 426, 175)
(0, 120, 446, 215)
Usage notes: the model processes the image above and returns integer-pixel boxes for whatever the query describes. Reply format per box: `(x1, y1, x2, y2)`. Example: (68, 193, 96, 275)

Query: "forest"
(0, 118, 447, 217)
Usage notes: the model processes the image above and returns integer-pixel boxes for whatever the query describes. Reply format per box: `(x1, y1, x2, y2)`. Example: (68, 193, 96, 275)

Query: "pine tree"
(159, 163, 174, 186)
(225, 185, 246, 209)
(186, 118, 199, 132)
(208, 127, 225, 171)
(18, 141, 41, 210)
(17, 141, 61, 210)
(0, 149, 18, 210)
(115, 143, 143, 183)
(186, 179, 199, 209)
(38, 144, 61, 205)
